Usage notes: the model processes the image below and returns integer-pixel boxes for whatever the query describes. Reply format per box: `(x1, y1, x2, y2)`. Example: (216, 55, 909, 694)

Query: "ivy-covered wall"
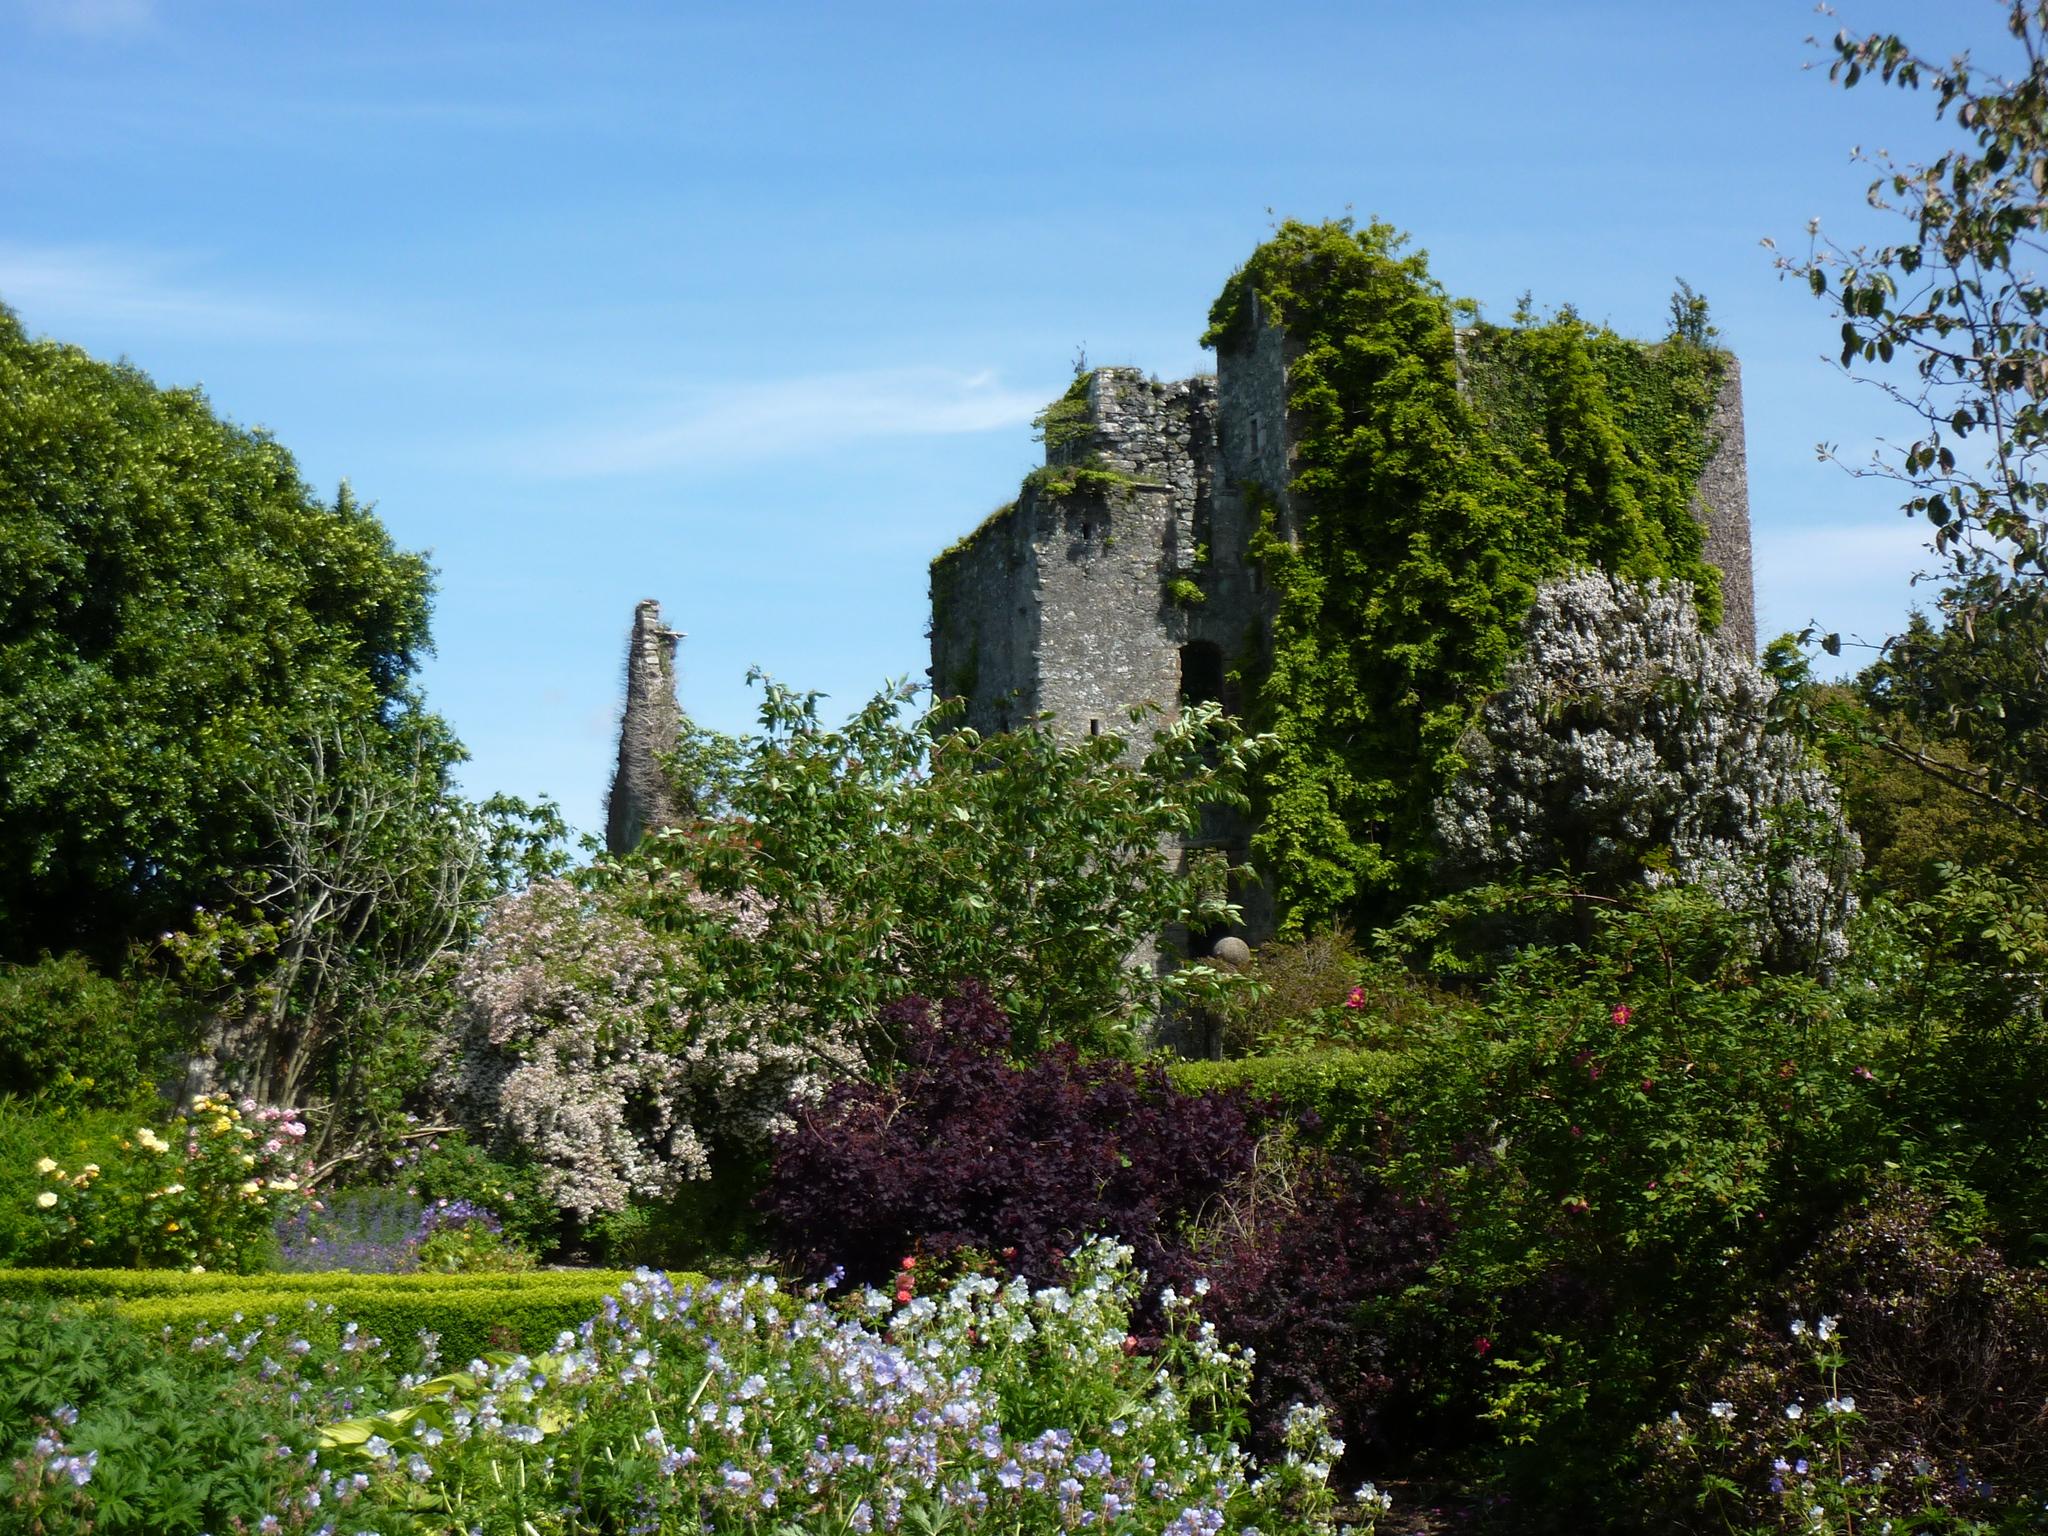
(1208, 219, 1732, 936)
(927, 217, 1749, 946)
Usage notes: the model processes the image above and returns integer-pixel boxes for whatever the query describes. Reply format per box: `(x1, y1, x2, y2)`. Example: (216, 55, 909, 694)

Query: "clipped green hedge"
(1168, 1049, 1405, 1155)
(0, 1269, 690, 1368)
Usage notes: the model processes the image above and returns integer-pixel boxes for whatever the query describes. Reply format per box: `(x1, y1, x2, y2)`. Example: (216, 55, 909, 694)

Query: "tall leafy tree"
(0, 303, 435, 962)
(1783, 4, 2048, 825)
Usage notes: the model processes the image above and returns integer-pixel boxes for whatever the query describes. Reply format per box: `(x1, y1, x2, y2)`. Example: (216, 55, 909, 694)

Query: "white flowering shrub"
(443, 877, 855, 1219)
(299, 1237, 1368, 1536)
(1435, 571, 1859, 968)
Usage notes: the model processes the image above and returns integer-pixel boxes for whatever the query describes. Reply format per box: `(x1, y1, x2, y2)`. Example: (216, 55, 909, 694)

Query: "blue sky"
(0, 0, 1997, 835)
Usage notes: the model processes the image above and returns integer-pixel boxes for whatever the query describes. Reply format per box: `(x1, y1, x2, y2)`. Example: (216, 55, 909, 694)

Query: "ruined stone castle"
(927, 295, 1755, 750)
(606, 293, 1760, 954)
(923, 294, 1757, 948)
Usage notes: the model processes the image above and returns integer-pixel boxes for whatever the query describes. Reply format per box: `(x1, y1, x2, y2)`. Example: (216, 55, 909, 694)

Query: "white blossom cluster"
(1435, 571, 1859, 967)
(443, 877, 856, 1218)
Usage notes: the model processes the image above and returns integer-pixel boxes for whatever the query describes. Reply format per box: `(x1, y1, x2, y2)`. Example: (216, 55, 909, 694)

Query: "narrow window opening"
(1089, 718, 1102, 737)
(1179, 641, 1225, 709)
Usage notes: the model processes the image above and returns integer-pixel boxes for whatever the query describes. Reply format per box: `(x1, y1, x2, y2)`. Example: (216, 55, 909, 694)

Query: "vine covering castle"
(612, 224, 1758, 950)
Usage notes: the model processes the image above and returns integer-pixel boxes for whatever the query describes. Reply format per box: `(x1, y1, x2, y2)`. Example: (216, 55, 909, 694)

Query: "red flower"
(1343, 986, 1366, 1010)
(1474, 1336, 1491, 1356)
(901, 1256, 917, 1269)
(1612, 1005, 1632, 1027)
(1123, 1335, 1138, 1355)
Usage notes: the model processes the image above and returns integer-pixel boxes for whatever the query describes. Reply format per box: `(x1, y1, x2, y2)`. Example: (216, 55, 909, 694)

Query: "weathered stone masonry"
(928, 300, 1757, 948)
(605, 598, 686, 856)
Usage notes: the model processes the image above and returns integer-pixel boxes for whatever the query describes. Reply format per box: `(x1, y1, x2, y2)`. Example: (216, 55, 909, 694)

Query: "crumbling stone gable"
(929, 301, 1755, 745)
(605, 598, 686, 856)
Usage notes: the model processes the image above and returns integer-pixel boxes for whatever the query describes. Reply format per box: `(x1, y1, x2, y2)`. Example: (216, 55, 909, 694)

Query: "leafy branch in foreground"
(1781, 4, 2048, 574)
(614, 676, 1271, 1055)
(1776, 5, 2048, 830)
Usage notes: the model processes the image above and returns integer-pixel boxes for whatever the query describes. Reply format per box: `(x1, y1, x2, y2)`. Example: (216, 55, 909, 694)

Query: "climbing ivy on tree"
(1203, 219, 1728, 933)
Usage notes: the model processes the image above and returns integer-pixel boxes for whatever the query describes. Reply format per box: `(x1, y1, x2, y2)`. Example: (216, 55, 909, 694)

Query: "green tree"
(615, 675, 1264, 1054)
(1780, 4, 2048, 826)
(0, 303, 434, 963)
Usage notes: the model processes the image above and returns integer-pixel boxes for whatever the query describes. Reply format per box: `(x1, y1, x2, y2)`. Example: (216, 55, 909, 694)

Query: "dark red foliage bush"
(760, 982, 1268, 1289)
(761, 983, 1452, 1467)
(1167, 1144, 1451, 1462)
(1642, 1185, 2048, 1531)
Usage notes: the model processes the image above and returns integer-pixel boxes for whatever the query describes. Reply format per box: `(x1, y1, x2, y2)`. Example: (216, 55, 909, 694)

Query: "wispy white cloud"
(0, 242, 335, 345)
(12, 0, 155, 38)
(506, 368, 1043, 475)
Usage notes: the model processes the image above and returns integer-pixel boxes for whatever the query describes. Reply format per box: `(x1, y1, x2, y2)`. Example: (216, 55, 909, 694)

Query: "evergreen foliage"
(0, 956, 181, 1111)
(1203, 220, 1725, 933)
(0, 303, 438, 963)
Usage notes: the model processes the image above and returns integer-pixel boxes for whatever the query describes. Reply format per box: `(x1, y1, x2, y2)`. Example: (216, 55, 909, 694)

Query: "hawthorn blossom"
(444, 878, 857, 1218)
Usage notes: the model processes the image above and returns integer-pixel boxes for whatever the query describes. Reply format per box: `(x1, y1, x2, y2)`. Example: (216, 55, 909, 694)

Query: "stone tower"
(605, 598, 686, 856)
(927, 297, 1757, 945)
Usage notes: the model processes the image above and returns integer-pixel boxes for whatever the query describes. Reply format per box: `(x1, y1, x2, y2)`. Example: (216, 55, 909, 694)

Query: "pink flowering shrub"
(444, 877, 855, 1220)
(30, 1093, 313, 1272)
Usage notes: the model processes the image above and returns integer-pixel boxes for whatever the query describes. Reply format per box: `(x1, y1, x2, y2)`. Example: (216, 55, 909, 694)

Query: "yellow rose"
(80, 1164, 98, 1176)
(239, 1180, 261, 1195)
(165, 1222, 179, 1232)
(35, 1192, 56, 1209)
(268, 1177, 297, 1192)
(33, 1157, 56, 1175)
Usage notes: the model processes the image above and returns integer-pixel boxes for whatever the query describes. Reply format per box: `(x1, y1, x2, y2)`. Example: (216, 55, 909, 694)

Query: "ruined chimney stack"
(604, 599, 686, 855)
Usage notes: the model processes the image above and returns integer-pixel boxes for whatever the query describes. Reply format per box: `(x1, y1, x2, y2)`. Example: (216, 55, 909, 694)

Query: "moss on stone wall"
(929, 500, 1018, 645)
(1207, 219, 1726, 936)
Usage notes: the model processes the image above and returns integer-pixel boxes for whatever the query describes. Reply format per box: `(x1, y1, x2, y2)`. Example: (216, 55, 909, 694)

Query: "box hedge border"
(1167, 1048, 1403, 1157)
(0, 1269, 699, 1369)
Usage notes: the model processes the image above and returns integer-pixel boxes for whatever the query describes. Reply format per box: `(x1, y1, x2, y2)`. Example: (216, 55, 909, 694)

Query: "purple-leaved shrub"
(762, 984, 1451, 1468)
(1174, 1141, 1450, 1463)
(760, 983, 1266, 1291)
